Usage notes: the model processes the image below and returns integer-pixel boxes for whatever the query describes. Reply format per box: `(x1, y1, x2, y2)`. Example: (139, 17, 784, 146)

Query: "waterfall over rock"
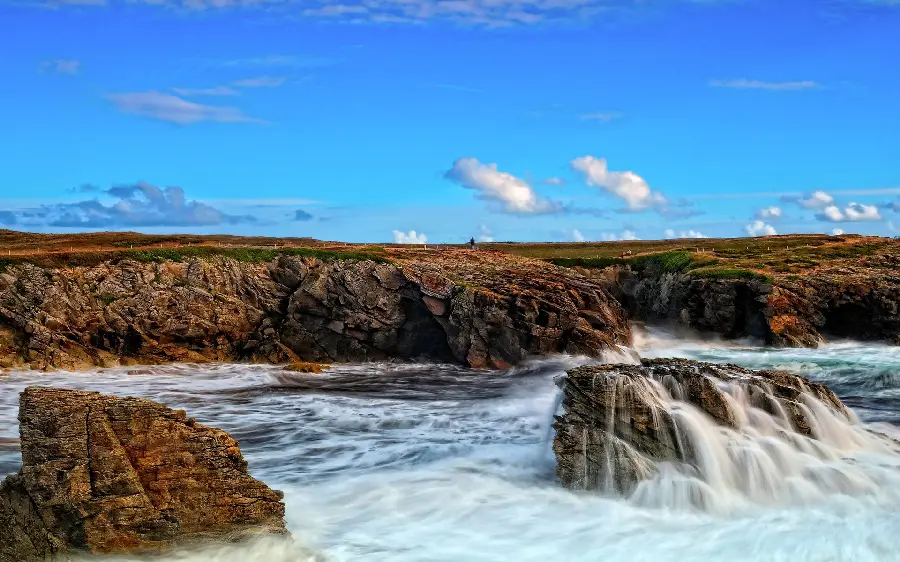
(553, 358, 900, 512)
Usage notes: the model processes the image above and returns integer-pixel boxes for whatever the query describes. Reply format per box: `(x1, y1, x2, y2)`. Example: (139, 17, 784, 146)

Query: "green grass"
(549, 257, 630, 268)
(121, 246, 390, 264)
(99, 295, 118, 305)
(0, 246, 392, 270)
(690, 266, 772, 282)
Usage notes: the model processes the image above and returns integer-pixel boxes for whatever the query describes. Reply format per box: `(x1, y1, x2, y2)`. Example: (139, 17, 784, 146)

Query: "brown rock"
(0, 387, 288, 561)
(553, 358, 853, 495)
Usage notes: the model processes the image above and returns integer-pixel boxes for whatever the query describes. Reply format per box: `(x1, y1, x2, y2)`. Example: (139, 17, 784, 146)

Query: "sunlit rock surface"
(0, 250, 630, 370)
(0, 387, 287, 561)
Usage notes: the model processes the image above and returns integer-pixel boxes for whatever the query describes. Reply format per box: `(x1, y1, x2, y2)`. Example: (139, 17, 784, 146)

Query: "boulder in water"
(553, 358, 900, 509)
(0, 387, 288, 561)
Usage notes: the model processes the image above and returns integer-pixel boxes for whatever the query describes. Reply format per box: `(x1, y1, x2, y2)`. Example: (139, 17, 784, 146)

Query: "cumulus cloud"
(755, 206, 782, 220)
(39, 59, 80, 75)
(0, 211, 17, 225)
(664, 229, 706, 239)
(832, 228, 845, 236)
(745, 220, 777, 237)
(5, 182, 255, 228)
(570, 156, 667, 213)
(293, 209, 313, 221)
(784, 190, 835, 210)
(572, 229, 586, 242)
(710, 79, 819, 91)
(106, 91, 265, 125)
(393, 230, 427, 244)
(445, 158, 559, 214)
(816, 202, 881, 222)
(600, 230, 640, 241)
(477, 224, 494, 242)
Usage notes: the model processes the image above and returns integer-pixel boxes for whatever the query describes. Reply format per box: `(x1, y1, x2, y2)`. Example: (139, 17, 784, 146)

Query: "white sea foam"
(0, 333, 898, 561)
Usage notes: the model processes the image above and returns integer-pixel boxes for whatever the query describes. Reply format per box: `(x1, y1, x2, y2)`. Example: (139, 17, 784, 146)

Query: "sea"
(1, 326, 899, 562)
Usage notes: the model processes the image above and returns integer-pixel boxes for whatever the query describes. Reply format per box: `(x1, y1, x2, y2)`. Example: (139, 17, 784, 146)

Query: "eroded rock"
(0, 387, 287, 561)
(552, 358, 890, 501)
(0, 251, 631, 370)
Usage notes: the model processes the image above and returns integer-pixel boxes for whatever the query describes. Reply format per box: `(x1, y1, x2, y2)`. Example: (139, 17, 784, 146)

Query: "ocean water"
(1, 328, 899, 561)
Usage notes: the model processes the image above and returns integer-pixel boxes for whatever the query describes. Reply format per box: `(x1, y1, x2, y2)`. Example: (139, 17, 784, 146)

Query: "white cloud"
(710, 79, 819, 91)
(445, 158, 559, 214)
(477, 224, 494, 242)
(106, 91, 265, 125)
(832, 228, 845, 236)
(745, 221, 777, 237)
(393, 230, 427, 244)
(232, 76, 287, 88)
(172, 86, 240, 97)
(579, 112, 623, 124)
(541, 177, 565, 186)
(39, 59, 80, 75)
(817, 202, 881, 222)
(755, 206, 782, 220)
(664, 229, 706, 239)
(572, 229, 586, 242)
(22, 0, 768, 27)
(600, 230, 640, 241)
(793, 190, 835, 209)
(570, 156, 667, 212)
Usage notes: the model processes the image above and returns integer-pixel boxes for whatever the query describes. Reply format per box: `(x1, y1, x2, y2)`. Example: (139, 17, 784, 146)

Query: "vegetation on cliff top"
(495, 234, 891, 278)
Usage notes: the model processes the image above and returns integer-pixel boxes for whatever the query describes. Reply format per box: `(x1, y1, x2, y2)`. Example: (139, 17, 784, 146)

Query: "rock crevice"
(0, 387, 288, 561)
(0, 251, 631, 370)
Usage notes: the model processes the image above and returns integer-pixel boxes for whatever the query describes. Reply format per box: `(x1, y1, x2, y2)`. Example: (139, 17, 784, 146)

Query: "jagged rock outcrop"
(0, 250, 630, 370)
(596, 266, 773, 341)
(552, 358, 894, 500)
(593, 262, 900, 347)
(0, 387, 287, 561)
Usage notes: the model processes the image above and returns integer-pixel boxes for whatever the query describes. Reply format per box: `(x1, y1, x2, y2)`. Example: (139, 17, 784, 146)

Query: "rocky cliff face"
(553, 359, 900, 508)
(593, 262, 900, 347)
(0, 250, 630, 370)
(0, 387, 287, 561)
(595, 266, 773, 342)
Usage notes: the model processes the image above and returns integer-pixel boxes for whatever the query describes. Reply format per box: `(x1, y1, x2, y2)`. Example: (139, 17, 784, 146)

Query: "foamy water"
(1, 330, 899, 561)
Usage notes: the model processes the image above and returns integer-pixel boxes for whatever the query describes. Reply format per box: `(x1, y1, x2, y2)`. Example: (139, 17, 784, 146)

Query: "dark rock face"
(0, 251, 631, 370)
(0, 387, 287, 561)
(592, 266, 774, 342)
(593, 263, 900, 347)
(553, 358, 861, 497)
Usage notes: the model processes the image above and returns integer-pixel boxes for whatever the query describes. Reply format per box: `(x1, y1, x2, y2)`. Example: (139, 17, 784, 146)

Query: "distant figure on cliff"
(468, 237, 476, 250)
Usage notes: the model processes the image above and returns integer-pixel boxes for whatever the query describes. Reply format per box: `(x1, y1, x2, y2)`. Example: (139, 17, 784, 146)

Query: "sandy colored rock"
(0, 387, 287, 561)
(0, 250, 631, 370)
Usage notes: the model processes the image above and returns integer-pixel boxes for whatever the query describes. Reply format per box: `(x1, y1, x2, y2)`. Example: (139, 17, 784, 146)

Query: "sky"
(1, 0, 899, 244)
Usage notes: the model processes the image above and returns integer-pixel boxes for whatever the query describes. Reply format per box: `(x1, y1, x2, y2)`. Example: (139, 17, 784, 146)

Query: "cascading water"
(555, 360, 900, 515)
(0, 331, 898, 561)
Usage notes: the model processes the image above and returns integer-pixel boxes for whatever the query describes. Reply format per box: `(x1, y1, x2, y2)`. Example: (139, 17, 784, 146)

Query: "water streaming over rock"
(0, 331, 898, 561)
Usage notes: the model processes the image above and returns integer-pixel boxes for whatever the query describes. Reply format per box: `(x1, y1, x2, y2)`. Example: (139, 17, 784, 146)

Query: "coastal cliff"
(0, 387, 287, 561)
(0, 248, 630, 370)
(547, 236, 900, 347)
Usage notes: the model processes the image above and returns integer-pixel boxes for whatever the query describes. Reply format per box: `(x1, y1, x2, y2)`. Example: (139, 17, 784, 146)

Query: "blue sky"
(1, 0, 899, 243)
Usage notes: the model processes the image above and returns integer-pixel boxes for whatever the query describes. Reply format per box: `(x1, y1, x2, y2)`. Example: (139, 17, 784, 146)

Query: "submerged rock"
(553, 358, 900, 508)
(0, 387, 287, 561)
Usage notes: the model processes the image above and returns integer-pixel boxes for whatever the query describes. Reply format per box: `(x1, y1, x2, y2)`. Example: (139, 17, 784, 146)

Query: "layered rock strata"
(0, 387, 287, 561)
